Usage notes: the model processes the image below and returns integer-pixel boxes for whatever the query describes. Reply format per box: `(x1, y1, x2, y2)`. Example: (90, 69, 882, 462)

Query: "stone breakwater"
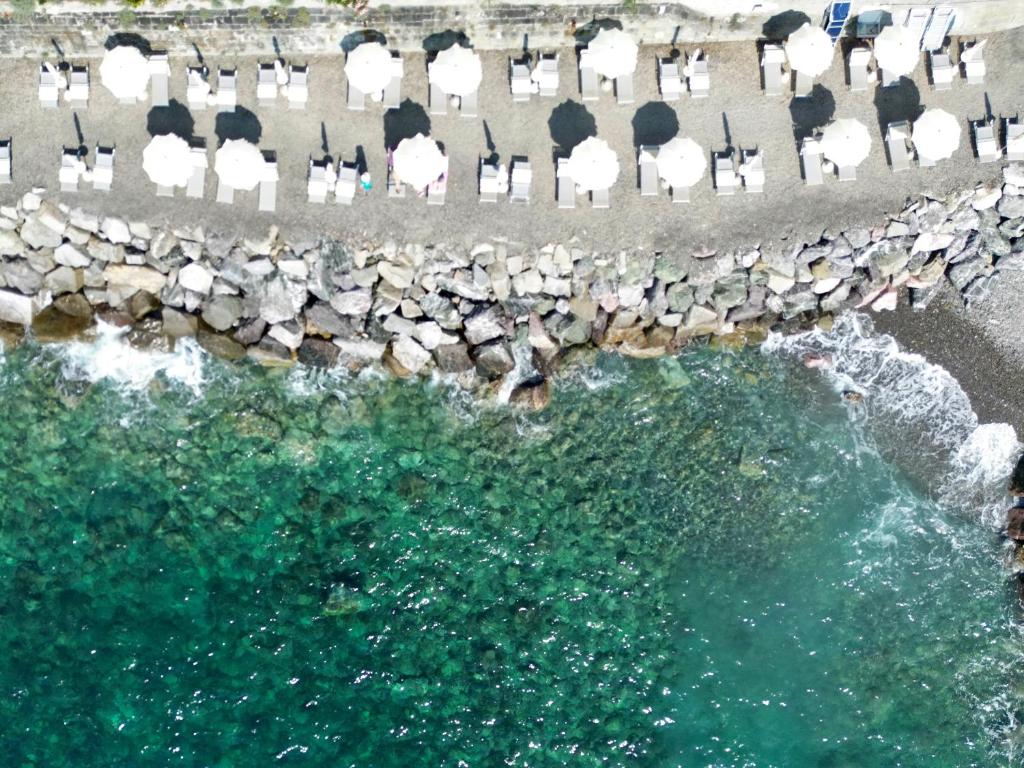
(0, 164, 1022, 396)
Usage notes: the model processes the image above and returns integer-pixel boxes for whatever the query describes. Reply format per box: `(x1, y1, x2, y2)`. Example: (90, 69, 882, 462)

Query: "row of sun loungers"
(307, 158, 358, 205)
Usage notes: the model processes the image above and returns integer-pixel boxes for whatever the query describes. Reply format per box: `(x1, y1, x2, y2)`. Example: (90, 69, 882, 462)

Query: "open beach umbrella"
(654, 137, 707, 188)
(392, 133, 446, 191)
(784, 23, 834, 77)
(214, 139, 266, 192)
(100, 45, 151, 101)
(143, 134, 192, 188)
(819, 118, 872, 168)
(873, 24, 921, 76)
(345, 42, 393, 95)
(566, 137, 620, 192)
(912, 109, 961, 161)
(586, 28, 639, 79)
(428, 45, 483, 97)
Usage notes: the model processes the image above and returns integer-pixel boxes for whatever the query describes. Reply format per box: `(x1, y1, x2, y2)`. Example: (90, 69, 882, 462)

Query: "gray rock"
(19, 216, 63, 249)
(86, 238, 125, 263)
(178, 263, 214, 295)
(782, 290, 818, 319)
(413, 320, 457, 350)
(297, 338, 340, 368)
(684, 304, 719, 331)
(377, 261, 415, 289)
(247, 337, 294, 366)
(335, 337, 386, 362)
(150, 230, 179, 260)
(233, 318, 267, 346)
(819, 282, 852, 313)
(687, 252, 735, 285)
(464, 305, 508, 345)
(260, 276, 306, 324)
(711, 273, 748, 311)
(1, 261, 43, 294)
(54, 242, 90, 268)
(44, 266, 84, 295)
(103, 265, 167, 294)
(0, 230, 25, 256)
(162, 308, 198, 338)
(201, 295, 243, 332)
(418, 292, 462, 330)
(948, 258, 988, 291)
(267, 320, 304, 350)
(53, 293, 93, 319)
(963, 274, 996, 306)
(390, 336, 431, 374)
(305, 302, 355, 337)
(867, 240, 910, 279)
(433, 342, 474, 372)
(0, 289, 35, 325)
(654, 252, 691, 282)
(100, 217, 132, 245)
(372, 283, 404, 316)
(472, 340, 515, 379)
(513, 268, 544, 295)
(331, 288, 373, 317)
(382, 313, 417, 336)
(844, 228, 871, 249)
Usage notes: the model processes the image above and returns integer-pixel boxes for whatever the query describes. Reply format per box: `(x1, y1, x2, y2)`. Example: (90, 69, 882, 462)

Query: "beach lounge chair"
(837, 164, 856, 182)
(880, 65, 901, 88)
(429, 81, 448, 116)
(961, 41, 986, 85)
(556, 157, 575, 209)
(216, 179, 234, 204)
(538, 54, 559, 97)
(383, 54, 403, 109)
(974, 120, 1000, 163)
(885, 121, 912, 172)
(510, 160, 531, 203)
(39, 65, 59, 108)
(347, 82, 366, 111)
(156, 183, 174, 197)
(186, 142, 207, 199)
(761, 44, 786, 97)
(59, 149, 80, 193)
(671, 184, 690, 203)
(638, 145, 659, 197)
(93, 145, 114, 192)
(259, 151, 277, 212)
(714, 152, 737, 195)
(67, 65, 89, 108)
(510, 58, 532, 102)
(308, 158, 328, 204)
(687, 51, 710, 98)
(579, 50, 599, 102)
(427, 157, 448, 205)
(187, 66, 209, 111)
(659, 58, 683, 101)
(0, 140, 11, 184)
(257, 63, 277, 105)
(740, 149, 765, 193)
(848, 46, 871, 92)
(479, 159, 500, 203)
(217, 68, 237, 112)
(591, 187, 610, 209)
(930, 51, 954, 91)
(387, 150, 406, 198)
(336, 163, 357, 205)
(460, 89, 478, 118)
(800, 138, 824, 185)
(1007, 117, 1024, 162)
(794, 70, 813, 98)
(288, 65, 308, 109)
(149, 53, 170, 107)
(615, 73, 635, 106)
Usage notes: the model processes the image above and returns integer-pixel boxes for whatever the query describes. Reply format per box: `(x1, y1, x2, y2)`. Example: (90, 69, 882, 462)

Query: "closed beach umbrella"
(912, 109, 961, 161)
(784, 23, 834, 77)
(100, 45, 151, 101)
(429, 45, 483, 97)
(586, 28, 638, 79)
(820, 118, 872, 167)
(873, 25, 921, 76)
(566, 137, 620, 192)
(392, 133, 446, 191)
(143, 134, 192, 188)
(214, 139, 266, 191)
(655, 137, 707, 188)
(345, 42, 393, 95)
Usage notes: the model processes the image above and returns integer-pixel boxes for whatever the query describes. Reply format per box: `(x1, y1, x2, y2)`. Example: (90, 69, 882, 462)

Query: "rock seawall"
(0, 164, 1022, 391)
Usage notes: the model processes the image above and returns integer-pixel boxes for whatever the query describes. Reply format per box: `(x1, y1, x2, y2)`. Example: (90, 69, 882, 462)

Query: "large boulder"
(1007, 506, 1024, 541)
(297, 338, 340, 368)
(472, 340, 515, 379)
(201, 295, 243, 332)
(389, 336, 431, 375)
(103, 264, 167, 294)
(19, 216, 63, 249)
(330, 288, 372, 316)
(463, 305, 508, 345)
(178, 263, 214, 295)
(2, 261, 43, 294)
(433, 342, 474, 372)
(259, 276, 306, 324)
(0, 289, 35, 325)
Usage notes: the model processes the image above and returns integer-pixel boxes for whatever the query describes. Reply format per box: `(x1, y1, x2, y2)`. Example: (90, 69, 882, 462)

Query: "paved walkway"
(1, 29, 1022, 253)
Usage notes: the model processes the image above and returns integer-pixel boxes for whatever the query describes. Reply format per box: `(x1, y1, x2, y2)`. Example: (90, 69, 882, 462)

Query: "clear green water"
(0, 330, 1021, 767)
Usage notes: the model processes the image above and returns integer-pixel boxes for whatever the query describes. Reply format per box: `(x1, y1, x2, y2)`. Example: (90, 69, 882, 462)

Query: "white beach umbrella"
(566, 137, 620, 192)
(873, 25, 921, 77)
(819, 118, 872, 168)
(586, 28, 638, 80)
(784, 23, 834, 77)
(654, 137, 707, 188)
(214, 139, 266, 191)
(143, 134, 192, 188)
(428, 45, 483, 97)
(912, 109, 961, 161)
(392, 133, 446, 191)
(345, 42, 393, 95)
(100, 45, 151, 101)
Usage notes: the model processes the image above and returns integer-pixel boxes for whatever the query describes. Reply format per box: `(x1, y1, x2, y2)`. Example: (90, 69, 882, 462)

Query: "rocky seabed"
(0, 164, 1023, 403)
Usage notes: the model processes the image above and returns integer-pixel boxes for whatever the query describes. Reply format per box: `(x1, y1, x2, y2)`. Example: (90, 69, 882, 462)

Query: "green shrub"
(10, 0, 36, 20)
(117, 7, 137, 26)
(293, 7, 311, 25)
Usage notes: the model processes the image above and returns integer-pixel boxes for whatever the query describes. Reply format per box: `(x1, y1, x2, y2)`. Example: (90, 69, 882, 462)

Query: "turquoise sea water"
(0, 319, 1022, 767)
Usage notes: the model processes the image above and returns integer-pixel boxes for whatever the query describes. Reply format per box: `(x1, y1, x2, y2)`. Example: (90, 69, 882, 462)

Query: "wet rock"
(162, 307, 197, 337)
(509, 375, 551, 411)
(54, 293, 93, 319)
(298, 337, 340, 368)
(1007, 506, 1024, 541)
(472, 340, 515, 379)
(197, 329, 246, 360)
(433, 342, 473, 372)
(782, 290, 818, 319)
(233, 317, 266, 346)
(247, 336, 294, 367)
(128, 290, 160, 320)
(31, 305, 92, 341)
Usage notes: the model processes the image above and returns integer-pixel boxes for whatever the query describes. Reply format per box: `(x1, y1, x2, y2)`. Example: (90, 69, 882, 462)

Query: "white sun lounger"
(930, 51, 954, 91)
(387, 150, 405, 198)
(216, 180, 234, 204)
(93, 145, 114, 192)
(510, 59, 532, 101)
(638, 145, 658, 197)
(975, 120, 1000, 163)
(156, 183, 174, 197)
(837, 164, 856, 182)
(510, 160, 531, 203)
(217, 68, 237, 112)
(961, 41, 986, 85)
(67, 65, 89, 108)
(714, 152, 737, 195)
(538, 54, 559, 97)
(257, 63, 277, 105)
(556, 157, 575, 209)
(39, 65, 59, 108)
(761, 44, 786, 97)
(615, 73, 634, 105)
(259, 153, 277, 212)
(671, 184, 690, 203)
(288, 65, 308, 109)
(800, 138, 825, 185)
(740, 149, 765, 192)
(187, 144, 207, 198)
(885, 121, 912, 172)
(659, 58, 683, 101)
(429, 81, 448, 116)
(308, 158, 328, 203)
(59, 149, 80, 193)
(591, 187, 610, 209)
(347, 81, 366, 111)
(687, 52, 710, 98)
(1007, 117, 1024, 162)
(480, 159, 500, 203)
(149, 53, 170, 107)
(579, 50, 599, 102)
(336, 163, 357, 205)
(794, 70, 813, 98)
(383, 54, 403, 109)
(427, 157, 448, 206)
(848, 46, 871, 93)
(460, 89, 478, 118)
(0, 140, 10, 185)
(187, 67, 209, 111)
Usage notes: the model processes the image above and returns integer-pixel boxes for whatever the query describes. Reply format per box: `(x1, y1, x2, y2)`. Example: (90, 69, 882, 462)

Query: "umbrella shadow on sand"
(761, 10, 811, 41)
(383, 99, 431, 150)
(789, 84, 836, 144)
(422, 29, 470, 53)
(872, 77, 924, 138)
(631, 102, 679, 149)
(104, 33, 152, 55)
(215, 107, 262, 147)
(341, 29, 387, 53)
(147, 100, 196, 141)
(548, 100, 597, 153)
(574, 17, 622, 46)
